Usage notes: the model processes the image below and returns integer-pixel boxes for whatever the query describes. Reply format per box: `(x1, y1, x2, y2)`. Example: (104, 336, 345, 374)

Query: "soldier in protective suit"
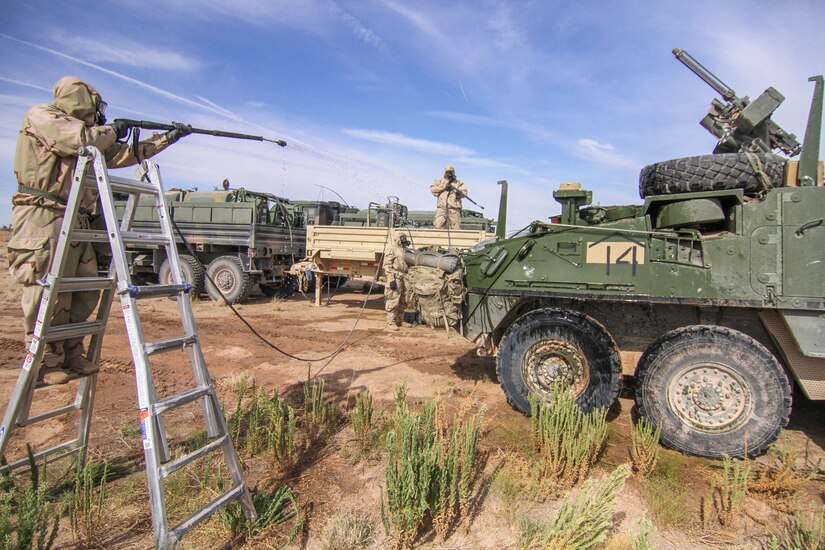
(383, 234, 410, 331)
(9, 76, 191, 384)
(430, 164, 467, 230)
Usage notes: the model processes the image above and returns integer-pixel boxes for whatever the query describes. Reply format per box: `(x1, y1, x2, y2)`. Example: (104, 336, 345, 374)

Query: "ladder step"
(154, 385, 211, 415)
(170, 484, 246, 540)
(108, 175, 160, 197)
(69, 229, 170, 247)
(43, 320, 104, 342)
(120, 283, 190, 299)
(145, 334, 198, 356)
(0, 439, 80, 473)
(21, 402, 82, 426)
(70, 229, 109, 243)
(160, 435, 228, 478)
(58, 277, 115, 293)
(121, 231, 171, 247)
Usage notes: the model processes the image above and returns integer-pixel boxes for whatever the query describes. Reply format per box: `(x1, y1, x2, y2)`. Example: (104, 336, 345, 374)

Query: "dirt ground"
(1, 231, 824, 549)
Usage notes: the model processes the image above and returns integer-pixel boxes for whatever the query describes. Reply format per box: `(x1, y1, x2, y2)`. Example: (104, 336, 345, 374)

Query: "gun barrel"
(673, 48, 736, 101)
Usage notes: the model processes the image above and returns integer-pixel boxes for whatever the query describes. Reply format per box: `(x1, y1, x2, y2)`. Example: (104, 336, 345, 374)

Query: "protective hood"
(51, 76, 103, 126)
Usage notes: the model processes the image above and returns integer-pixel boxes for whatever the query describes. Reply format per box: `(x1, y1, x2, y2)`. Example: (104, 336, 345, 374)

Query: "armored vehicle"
(102, 186, 304, 303)
(457, 51, 824, 458)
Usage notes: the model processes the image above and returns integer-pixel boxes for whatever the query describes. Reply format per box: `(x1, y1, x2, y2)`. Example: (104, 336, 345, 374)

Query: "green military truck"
(414, 50, 824, 459)
(103, 186, 305, 303)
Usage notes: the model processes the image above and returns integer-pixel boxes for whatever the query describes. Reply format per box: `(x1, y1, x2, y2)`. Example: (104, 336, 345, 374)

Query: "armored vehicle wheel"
(158, 255, 205, 299)
(638, 153, 786, 198)
(205, 256, 251, 304)
(497, 308, 621, 414)
(635, 325, 791, 459)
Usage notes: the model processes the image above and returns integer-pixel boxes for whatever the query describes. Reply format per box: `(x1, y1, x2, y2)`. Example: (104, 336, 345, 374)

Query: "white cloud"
(51, 35, 202, 72)
(574, 138, 636, 169)
(342, 129, 475, 156)
(329, 3, 386, 50)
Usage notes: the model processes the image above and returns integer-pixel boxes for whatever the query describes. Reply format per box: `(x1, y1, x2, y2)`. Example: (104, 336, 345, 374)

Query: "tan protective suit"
(9, 76, 175, 368)
(383, 240, 409, 328)
(430, 169, 467, 230)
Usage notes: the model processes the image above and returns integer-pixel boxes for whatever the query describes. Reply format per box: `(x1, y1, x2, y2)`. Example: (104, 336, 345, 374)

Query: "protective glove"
(165, 121, 193, 144)
(389, 280, 398, 291)
(445, 183, 454, 192)
(109, 119, 130, 140)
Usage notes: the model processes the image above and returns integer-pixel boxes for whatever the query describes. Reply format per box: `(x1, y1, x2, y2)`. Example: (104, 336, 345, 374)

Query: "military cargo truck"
(103, 186, 304, 303)
(427, 51, 825, 459)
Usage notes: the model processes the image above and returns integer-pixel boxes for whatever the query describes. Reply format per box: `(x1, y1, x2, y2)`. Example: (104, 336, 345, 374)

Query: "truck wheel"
(159, 255, 205, 299)
(205, 256, 251, 304)
(638, 153, 786, 198)
(497, 308, 621, 414)
(635, 325, 791, 458)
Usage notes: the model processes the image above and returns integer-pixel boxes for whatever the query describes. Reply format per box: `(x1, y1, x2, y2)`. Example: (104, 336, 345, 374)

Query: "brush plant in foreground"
(382, 394, 485, 547)
(630, 417, 661, 479)
(517, 463, 632, 550)
(529, 388, 608, 490)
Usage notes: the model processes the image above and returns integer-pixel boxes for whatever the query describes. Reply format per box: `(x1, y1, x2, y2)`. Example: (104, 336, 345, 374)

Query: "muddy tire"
(205, 256, 251, 304)
(158, 254, 205, 299)
(635, 325, 791, 459)
(496, 308, 621, 414)
(638, 153, 786, 198)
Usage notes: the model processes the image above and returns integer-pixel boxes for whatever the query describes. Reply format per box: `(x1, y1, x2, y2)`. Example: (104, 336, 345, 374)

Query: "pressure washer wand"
(113, 118, 288, 147)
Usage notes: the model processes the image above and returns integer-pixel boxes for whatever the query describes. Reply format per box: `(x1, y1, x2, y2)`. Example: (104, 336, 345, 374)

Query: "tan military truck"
(289, 199, 495, 304)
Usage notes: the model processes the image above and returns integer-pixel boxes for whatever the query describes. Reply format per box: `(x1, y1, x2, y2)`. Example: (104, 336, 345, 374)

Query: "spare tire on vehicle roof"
(638, 153, 787, 198)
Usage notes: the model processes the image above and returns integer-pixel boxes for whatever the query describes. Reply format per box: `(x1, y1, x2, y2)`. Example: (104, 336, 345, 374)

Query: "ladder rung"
(21, 403, 81, 426)
(145, 334, 198, 356)
(58, 277, 115, 292)
(121, 231, 170, 247)
(108, 175, 160, 196)
(70, 229, 109, 243)
(160, 435, 228, 478)
(43, 320, 104, 341)
(0, 440, 80, 473)
(170, 484, 246, 540)
(121, 283, 190, 299)
(154, 386, 211, 415)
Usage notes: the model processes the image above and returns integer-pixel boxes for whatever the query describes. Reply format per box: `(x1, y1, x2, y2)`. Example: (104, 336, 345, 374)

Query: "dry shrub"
(320, 511, 374, 550)
(750, 444, 810, 512)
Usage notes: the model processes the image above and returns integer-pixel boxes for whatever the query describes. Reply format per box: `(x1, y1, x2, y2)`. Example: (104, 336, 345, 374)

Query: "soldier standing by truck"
(8, 76, 191, 384)
(383, 234, 410, 331)
(430, 165, 467, 229)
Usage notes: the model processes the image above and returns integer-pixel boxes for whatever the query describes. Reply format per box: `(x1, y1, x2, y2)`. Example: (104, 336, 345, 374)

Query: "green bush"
(382, 394, 485, 547)
(69, 451, 110, 547)
(351, 390, 374, 450)
(517, 463, 631, 550)
(529, 389, 608, 490)
(0, 449, 59, 550)
(629, 418, 661, 479)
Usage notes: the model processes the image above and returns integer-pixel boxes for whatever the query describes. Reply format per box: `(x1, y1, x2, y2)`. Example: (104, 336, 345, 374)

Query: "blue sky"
(1, 0, 823, 230)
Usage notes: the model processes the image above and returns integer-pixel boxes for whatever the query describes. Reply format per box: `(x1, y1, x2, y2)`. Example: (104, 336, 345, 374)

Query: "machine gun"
(673, 48, 801, 156)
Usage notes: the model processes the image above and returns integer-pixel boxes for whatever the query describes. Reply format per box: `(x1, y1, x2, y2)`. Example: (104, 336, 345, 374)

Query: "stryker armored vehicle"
(455, 50, 824, 458)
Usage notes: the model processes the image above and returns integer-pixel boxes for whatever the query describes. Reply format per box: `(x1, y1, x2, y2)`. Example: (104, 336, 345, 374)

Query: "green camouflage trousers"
(7, 205, 100, 367)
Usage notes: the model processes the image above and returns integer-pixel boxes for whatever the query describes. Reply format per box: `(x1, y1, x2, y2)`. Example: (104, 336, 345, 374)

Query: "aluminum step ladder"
(0, 145, 256, 548)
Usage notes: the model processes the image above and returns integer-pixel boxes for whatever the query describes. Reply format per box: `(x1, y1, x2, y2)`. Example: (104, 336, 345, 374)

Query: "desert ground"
(1, 231, 824, 549)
